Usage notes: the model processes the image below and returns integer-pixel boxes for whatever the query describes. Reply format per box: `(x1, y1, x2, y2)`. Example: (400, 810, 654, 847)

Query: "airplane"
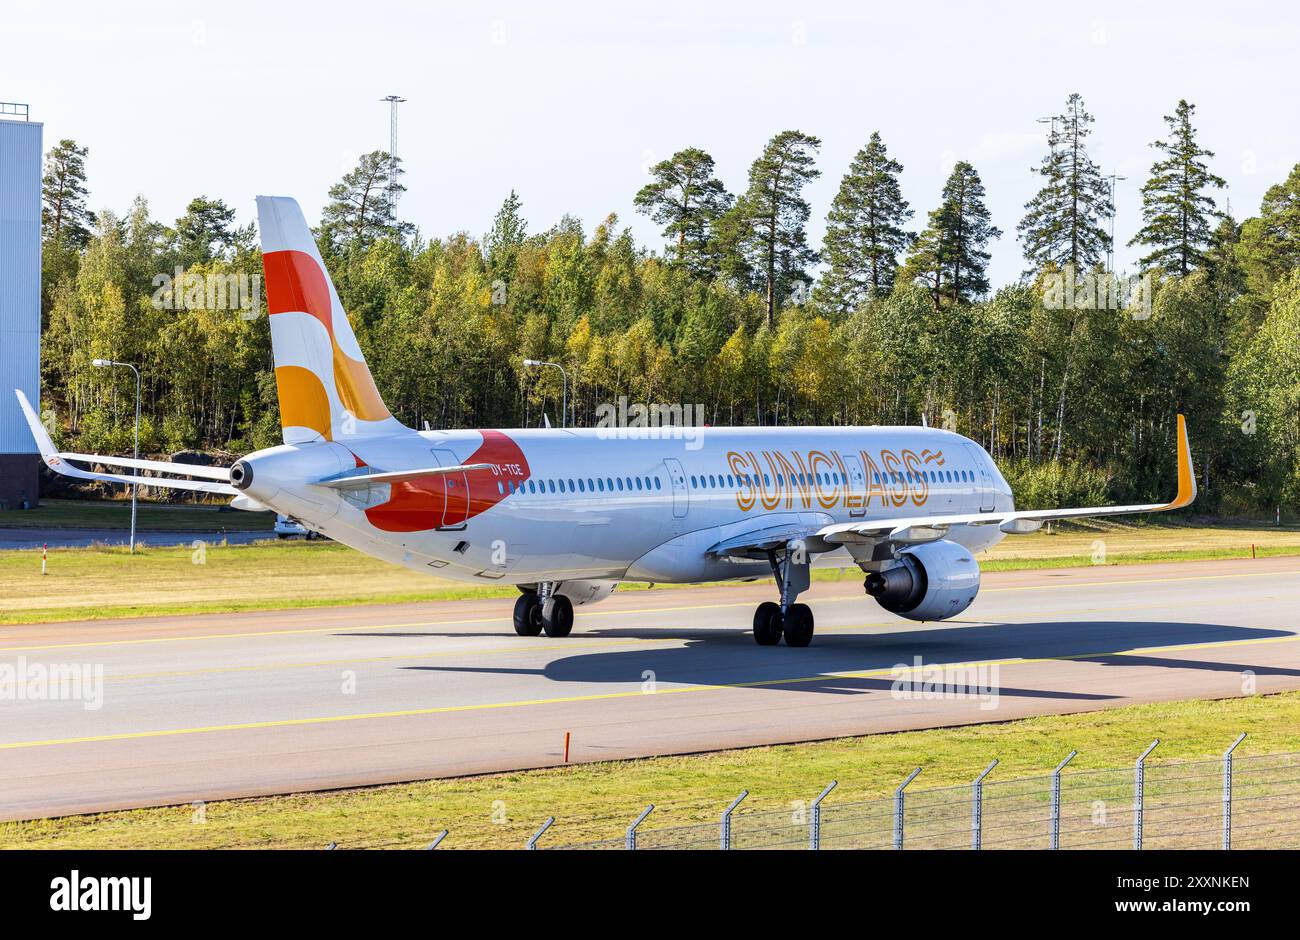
(14, 196, 1197, 647)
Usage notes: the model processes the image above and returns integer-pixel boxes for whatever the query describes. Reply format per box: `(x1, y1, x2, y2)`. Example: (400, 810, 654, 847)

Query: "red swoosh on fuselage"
(364, 430, 530, 532)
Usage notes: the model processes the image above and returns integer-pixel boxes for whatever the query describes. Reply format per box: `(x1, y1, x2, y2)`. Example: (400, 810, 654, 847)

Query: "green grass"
(4, 691, 1296, 850)
(0, 498, 272, 532)
(3, 518, 1298, 625)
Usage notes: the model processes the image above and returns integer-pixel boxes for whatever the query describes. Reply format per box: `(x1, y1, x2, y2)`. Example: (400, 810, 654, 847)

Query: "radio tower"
(379, 95, 406, 204)
(381, 94, 406, 160)
(1106, 173, 1127, 272)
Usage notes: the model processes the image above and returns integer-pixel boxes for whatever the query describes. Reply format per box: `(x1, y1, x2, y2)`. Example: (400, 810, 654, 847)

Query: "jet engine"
(863, 539, 980, 622)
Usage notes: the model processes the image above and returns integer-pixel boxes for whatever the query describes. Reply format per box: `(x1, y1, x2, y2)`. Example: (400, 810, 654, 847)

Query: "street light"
(92, 358, 141, 554)
(522, 359, 568, 428)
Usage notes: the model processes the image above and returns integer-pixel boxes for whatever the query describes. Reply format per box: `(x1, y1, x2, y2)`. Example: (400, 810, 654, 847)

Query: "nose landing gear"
(751, 541, 815, 646)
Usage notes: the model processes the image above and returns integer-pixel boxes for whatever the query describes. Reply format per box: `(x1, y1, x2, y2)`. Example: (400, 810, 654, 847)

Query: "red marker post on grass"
(41, 543, 47, 576)
(564, 731, 570, 763)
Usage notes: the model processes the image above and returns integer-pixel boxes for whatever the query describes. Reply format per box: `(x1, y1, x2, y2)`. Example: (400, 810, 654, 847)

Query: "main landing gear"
(513, 583, 573, 638)
(751, 540, 815, 647)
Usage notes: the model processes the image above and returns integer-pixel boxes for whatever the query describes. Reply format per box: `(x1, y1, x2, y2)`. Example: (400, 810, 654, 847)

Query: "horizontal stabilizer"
(13, 389, 238, 495)
(313, 463, 494, 489)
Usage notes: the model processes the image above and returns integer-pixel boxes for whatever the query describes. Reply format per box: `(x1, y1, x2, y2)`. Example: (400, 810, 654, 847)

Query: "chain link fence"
(538, 736, 1300, 850)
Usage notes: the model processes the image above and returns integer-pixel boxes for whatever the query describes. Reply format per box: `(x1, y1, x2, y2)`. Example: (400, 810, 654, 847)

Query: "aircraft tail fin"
(256, 196, 404, 444)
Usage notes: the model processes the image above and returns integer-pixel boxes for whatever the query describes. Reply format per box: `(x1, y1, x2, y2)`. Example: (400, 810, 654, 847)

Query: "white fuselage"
(236, 425, 1015, 589)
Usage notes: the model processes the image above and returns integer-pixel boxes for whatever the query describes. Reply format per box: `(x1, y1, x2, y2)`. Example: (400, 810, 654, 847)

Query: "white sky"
(4, 0, 1297, 287)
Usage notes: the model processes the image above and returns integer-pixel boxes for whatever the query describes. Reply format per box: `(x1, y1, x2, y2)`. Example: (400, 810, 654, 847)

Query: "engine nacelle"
(864, 539, 980, 622)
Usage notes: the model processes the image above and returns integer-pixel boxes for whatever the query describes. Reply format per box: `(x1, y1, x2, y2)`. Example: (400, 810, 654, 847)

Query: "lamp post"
(522, 359, 568, 428)
(92, 358, 141, 554)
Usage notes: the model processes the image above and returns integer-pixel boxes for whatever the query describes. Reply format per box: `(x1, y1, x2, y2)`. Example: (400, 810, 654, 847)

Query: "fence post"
(1050, 750, 1077, 850)
(893, 767, 922, 850)
(972, 759, 999, 850)
(1134, 739, 1159, 850)
(1223, 732, 1247, 851)
(720, 791, 748, 850)
(426, 830, 448, 850)
(526, 817, 554, 850)
(809, 781, 837, 850)
(626, 804, 654, 851)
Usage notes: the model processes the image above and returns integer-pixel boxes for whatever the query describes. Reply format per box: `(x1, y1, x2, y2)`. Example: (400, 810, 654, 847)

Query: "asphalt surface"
(1, 556, 1299, 821)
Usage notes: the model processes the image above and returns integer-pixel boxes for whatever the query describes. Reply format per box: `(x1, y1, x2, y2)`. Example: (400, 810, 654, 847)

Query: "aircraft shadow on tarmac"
(396, 619, 1294, 698)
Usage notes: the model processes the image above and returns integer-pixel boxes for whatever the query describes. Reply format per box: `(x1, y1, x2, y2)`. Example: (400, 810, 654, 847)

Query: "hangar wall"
(0, 107, 42, 509)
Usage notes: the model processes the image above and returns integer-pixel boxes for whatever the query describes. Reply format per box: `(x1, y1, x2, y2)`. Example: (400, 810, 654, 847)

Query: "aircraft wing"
(707, 521, 824, 561)
(13, 389, 238, 495)
(711, 414, 1195, 559)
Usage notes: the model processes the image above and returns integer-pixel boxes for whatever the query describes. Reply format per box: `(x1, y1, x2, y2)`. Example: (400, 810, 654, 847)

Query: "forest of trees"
(32, 96, 1300, 512)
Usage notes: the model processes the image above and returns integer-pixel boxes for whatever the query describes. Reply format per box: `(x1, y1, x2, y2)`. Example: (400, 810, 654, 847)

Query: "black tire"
(783, 603, 814, 647)
(513, 593, 543, 636)
(541, 594, 575, 638)
(753, 601, 783, 646)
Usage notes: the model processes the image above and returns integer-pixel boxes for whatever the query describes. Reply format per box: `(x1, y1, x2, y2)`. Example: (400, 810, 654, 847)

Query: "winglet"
(1165, 413, 1196, 510)
(13, 389, 58, 464)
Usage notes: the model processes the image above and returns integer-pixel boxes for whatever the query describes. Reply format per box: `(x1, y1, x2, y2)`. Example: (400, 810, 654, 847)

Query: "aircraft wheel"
(541, 595, 575, 638)
(753, 601, 783, 646)
(513, 592, 543, 636)
(782, 603, 814, 647)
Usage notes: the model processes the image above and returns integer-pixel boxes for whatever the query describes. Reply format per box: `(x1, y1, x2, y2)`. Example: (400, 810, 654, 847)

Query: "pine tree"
(321, 151, 412, 251)
(1237, 163, 1300, 299)
(728, 130, 822, 327)
(1129, 100, 1226, 276)
(42, 139, 93, 249)
(633, 148, 732, 278)
(175, 196, 238, 266)
(902, 161, 1001, 307)
(1018, 94, 1113, 275)
(818, 131, 913, 312)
